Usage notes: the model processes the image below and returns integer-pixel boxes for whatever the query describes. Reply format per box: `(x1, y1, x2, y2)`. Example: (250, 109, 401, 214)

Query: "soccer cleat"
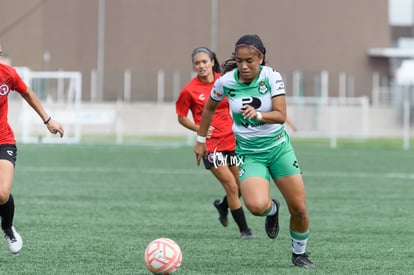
(292, 252, 315, 268)
(3, 226, 23, 254)
(240, 229, 256, 239)
(265, 198, 280, 239)
(213, 199, 228, 227)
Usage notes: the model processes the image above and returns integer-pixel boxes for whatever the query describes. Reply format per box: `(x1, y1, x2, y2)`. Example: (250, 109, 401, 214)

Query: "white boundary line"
(16, 167, 414, 180)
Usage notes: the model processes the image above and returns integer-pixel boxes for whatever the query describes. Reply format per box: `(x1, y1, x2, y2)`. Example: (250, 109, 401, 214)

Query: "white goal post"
(15, 67, 82, 143)
(14, 67, 122, 144)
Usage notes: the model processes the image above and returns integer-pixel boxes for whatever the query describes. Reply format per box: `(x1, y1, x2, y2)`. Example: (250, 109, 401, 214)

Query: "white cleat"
(3, 226, 23, 254)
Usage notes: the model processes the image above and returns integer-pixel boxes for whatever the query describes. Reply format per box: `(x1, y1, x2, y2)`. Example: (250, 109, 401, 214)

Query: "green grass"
(1, 139, 413, 274)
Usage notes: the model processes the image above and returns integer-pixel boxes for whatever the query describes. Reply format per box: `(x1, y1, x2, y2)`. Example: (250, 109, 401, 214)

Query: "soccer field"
(2, 140, 413, 274)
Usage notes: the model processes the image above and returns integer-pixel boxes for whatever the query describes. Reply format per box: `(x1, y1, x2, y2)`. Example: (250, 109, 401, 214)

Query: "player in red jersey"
(176, 47, 254, 239)
(0, 45, 64, 254)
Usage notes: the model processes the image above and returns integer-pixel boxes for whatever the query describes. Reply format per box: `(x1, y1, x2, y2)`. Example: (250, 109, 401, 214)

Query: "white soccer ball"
(144, 238, 182, 274)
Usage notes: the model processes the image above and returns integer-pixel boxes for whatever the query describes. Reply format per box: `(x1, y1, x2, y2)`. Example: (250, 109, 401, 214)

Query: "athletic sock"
(231, 207, 249, 232)
(261, 200, 278, 216)
(0, 194, 15, 230)
(290, 230, 309, 255)
(220, 195, 228, 209)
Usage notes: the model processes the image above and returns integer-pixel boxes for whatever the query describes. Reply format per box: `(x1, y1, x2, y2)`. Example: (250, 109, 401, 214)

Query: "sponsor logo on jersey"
(212, 89, 223, 98)
(198, 94, 205, 101)
(258, 81, 268, 94)
(275, 79, 285, 91)
(241, 121, 264, 128)
(227, 89, 236, 97)
(242, 97, 261, 109)
(0, 83, 10, 96)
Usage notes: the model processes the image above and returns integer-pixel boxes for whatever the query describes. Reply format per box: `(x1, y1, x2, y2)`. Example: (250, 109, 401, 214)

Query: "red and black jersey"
(176, 73, 235, 152)
(0, 64, 28, 144)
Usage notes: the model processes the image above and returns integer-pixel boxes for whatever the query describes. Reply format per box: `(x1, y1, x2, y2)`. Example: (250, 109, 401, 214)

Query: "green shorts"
(237, 132, 301, 182)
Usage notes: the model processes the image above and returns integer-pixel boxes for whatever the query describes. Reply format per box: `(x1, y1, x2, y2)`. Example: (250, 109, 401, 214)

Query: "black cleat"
(292, 252, 315, 268)
(213, 199, 228, 227)
(240, 229, 255, 239)
(265, 198, 280, 239)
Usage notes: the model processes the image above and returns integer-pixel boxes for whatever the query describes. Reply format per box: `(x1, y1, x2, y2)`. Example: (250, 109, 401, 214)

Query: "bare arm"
(197, 98, 218, 137)
(285, 116, 298, 131)
(20, 88, 64, 137)
(177, 115, 198, 132)
(177, 115, 215, 138)
(193, 98, 219, 165)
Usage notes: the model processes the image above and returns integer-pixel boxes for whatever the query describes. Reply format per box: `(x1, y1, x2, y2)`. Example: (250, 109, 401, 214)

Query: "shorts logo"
(207, 152, 220, 163)
(210, 148, 244, 168)
(0, 83, 10, 96)
(293, 160, 299, 168)
(7, 150, 13, 156)
(239, 168, 245, 177)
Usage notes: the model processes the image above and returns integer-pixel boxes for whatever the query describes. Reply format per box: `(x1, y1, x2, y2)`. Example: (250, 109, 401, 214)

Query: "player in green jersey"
(194, 34, 315, 268)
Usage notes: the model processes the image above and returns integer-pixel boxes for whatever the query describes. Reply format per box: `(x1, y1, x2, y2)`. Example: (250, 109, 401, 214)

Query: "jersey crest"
(258, 81, 268, 94)
(0, 83, 10, 96)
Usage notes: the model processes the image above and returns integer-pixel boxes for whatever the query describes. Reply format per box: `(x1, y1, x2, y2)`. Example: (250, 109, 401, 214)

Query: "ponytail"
(211, 52, 221, 74)
(222, 53, 237, 74)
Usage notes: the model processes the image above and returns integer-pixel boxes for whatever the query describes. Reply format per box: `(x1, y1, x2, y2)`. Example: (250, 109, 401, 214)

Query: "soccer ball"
(144, 238, 182, 274)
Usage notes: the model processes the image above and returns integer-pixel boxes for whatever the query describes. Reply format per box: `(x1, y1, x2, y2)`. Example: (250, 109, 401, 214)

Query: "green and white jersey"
(211, 66, 286, 153)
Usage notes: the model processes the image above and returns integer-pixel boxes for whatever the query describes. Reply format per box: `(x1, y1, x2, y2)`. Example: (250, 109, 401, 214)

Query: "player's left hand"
(46, 119, 64, 138)
(240, 104, 257, 119)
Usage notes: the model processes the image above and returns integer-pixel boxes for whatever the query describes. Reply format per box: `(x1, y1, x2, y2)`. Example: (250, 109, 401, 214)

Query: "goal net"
(14, 67, 82, 143)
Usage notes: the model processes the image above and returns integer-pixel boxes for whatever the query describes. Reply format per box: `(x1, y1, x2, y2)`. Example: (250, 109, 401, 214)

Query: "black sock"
(231, 207, 249, 232)
(221, 195, 228, 209)
(0, 194, 14, 230)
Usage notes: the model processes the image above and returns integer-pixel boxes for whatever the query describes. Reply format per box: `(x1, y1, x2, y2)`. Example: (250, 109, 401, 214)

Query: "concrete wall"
(0, 0, 390, 101)
(8, 101, 410, 142)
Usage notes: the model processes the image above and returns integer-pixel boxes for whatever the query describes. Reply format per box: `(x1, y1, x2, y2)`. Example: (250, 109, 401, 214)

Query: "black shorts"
(0, 144, 17, 166)
(202, 151, 239, 169)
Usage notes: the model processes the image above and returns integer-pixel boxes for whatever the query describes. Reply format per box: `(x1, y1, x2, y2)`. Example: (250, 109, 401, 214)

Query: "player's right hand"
(194, 142, 207, 166)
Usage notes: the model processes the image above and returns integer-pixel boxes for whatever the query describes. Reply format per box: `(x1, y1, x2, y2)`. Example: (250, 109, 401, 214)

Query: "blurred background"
(0, 0, 413, 148)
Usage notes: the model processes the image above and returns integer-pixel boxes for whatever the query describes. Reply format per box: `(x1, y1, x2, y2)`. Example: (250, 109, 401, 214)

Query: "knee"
(245, 201, 269, 216)
(249, 207, 265, 216)
(289, 203, 309, 221)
